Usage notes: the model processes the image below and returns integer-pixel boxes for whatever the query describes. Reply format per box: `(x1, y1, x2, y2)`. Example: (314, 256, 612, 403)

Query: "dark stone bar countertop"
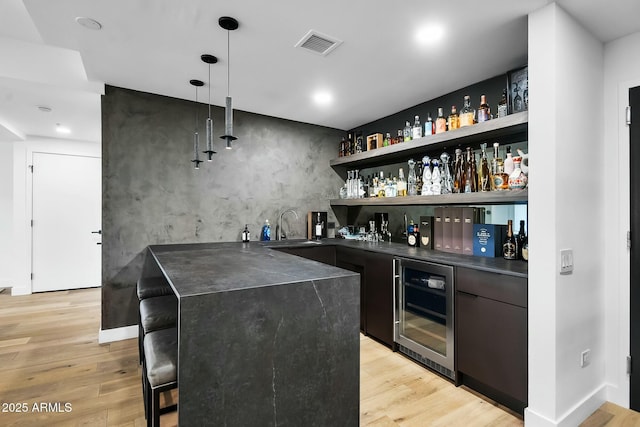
(145, 242, 360, 427)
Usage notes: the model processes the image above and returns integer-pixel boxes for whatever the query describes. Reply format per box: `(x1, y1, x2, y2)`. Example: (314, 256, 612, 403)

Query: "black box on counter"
(434, 208, 443, 251)
(451, 207, 463, 254)
(473, 224, 507, 257)
(419, 216, 434, 249)
(462, 207, 485, 256)
(442, 207, 452, 253)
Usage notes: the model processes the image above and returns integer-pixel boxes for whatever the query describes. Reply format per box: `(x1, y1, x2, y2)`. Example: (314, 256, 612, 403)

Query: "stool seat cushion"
(140, 295, 177, 333)
(137, 276, 173, 300)
(144, 327, 178, 387)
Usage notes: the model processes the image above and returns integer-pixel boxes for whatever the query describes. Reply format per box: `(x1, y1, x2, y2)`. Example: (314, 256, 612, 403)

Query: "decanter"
(421, 156, 432, 195)
(440, 152, 453, 194)
(407, 159, 417, 196)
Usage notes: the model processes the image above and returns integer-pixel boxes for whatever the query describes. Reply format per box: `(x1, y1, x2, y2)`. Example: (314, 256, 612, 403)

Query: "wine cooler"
(393, 257, 455, 380)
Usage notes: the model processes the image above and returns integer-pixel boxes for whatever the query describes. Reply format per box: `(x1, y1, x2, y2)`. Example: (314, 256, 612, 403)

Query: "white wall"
(0, 143, 13, 288)
(527, 3, 606, 426)
(11, 137, 100, 295)
(602, 30, 640, 407)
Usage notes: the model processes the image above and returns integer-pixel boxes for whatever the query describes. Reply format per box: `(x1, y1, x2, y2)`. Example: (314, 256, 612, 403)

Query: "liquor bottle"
(397, 168, 407, 197)
(491, 142, 501, 191)
(407, 159, 417, 196)
(479, 143, 491, 192)
(421, 156, 432, 196)
(339, 137, 344, 157)
(459, 96, 475, 127)
(440, 151, 453, 194)
(415, 160, 424, 195)
(508, 156, 528, 190)
(412, 115, 423, 139)
(435, 107, 447, 134)
(463, 147, 475, 193)
(383, 132, 391, 147)
(516, 220, 526, 260)
(503, 220, 517, 260)
(453, 148, 465, 193)
(315, 212, 323, 240)
(431, 158, 442, 195)
(355, 131, 364, 153)
(347, 132, 354, 156)
(407, 220, 419, 247)
(513, 83, 523, 112)
(497, 89, 508, 118)
(403, 121, 412, 142)
(477, 94, 490, 123)
(425, 113, 434, 136)
(447, 105, 460, 131)
(397, 129, 404, 143)
(494, 161, 509, 191)
(371, 175, 379, 198)
(242, 224, 250, 242)
(378, 171, 386, 197)
(504, 146, 514, 175)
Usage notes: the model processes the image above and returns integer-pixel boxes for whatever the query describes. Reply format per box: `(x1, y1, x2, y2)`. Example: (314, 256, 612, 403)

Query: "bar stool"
(137, 276, 175, 364)
(143, 327, 178, 427)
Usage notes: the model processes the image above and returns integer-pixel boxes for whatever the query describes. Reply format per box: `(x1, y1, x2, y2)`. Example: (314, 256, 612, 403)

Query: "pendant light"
(190, 79, 204, 169)
(201, 54, 218, 161)
(219, 16, 238, 149)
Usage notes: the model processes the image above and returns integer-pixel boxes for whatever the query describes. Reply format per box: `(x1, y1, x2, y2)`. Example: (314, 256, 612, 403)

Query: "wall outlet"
(581, 349, 591, 367)
(560, 249, 574, 274)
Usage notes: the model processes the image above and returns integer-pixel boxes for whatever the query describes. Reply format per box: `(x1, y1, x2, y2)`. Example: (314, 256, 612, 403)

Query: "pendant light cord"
(195, 85, 199, 130)
(227, 31, 230, 97)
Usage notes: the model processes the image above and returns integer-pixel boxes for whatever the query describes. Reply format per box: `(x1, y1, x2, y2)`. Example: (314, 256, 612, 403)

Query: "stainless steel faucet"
(277, 209, 299, 240)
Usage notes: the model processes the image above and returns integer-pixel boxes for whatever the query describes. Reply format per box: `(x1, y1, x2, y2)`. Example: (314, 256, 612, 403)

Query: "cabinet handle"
(457, 290, 479, 298)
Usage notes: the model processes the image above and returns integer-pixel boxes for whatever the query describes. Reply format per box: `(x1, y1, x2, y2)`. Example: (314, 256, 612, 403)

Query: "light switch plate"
(560, 249, 574, 274)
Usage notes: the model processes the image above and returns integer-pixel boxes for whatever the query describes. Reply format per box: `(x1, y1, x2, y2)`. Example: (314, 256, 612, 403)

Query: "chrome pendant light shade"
(201, 54, 217, 161)
(190, 79, 204, 169)
(219, 16, 239, 149)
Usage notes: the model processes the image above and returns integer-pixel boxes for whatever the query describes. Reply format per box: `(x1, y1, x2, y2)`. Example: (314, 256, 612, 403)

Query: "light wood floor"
(0, 288, 636, 426)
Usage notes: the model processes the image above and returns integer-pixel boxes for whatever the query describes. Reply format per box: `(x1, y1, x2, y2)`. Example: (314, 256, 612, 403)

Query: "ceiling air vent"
(295, 30, 343, 56)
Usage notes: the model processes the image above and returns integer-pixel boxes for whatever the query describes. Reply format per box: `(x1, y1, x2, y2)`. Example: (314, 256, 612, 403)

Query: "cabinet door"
(456, 291, 527, 405)
(364, 252, 393, 347)
(336, 247, 366, 332)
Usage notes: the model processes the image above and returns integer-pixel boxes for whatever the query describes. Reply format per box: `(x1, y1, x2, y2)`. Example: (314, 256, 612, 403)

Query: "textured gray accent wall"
(102, 86, 344, 329)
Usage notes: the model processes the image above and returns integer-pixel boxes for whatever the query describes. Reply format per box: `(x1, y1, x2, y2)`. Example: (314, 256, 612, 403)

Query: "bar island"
(141, 242, 361, 426)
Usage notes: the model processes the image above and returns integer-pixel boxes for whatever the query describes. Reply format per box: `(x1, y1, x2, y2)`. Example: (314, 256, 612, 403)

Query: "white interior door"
(32, 152, 101, 292)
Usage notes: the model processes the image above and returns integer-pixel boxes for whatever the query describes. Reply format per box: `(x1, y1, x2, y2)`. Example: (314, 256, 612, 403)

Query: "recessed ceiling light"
(416, 24, 445, 44)
(56, 123, 71, 134)
(75, 16, 102, 30)
(313, 91, 333, 106)
(37, 105, 52, 113)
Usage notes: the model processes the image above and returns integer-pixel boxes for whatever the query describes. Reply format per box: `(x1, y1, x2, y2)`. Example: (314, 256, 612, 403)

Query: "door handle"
(91, 230, 102, 234)
(96, 242, 102, 245)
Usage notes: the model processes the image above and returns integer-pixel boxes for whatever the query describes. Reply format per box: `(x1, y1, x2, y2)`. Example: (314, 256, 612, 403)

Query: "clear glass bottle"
(513, 82, 523, 112)
(425, 113, 434, 136)
(477, 94, 490, 123)
(440, 151, 453, 194)
(415, 160, 424, 195)
(497, 89, 508, 118)
(435, 107, 447, 134)
(407, 159, 417, 196)
(377, 171, 386, 197)
(448, 105, 460, 131)
(412, 115, 423, 139)
(383, 132, 391, 147)
(397, 168, 407, 197)
(491, 142, 501, 191)
(421, 156, 432, 196)
(459, 96, 475, 127)
(397, 129, 404, 143)
(431, 158, 441, 195)
(479, 143, 491, 192)
(403, 121, 412, 142)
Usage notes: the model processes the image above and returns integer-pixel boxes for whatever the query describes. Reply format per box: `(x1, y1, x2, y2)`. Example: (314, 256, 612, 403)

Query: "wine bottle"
(517, 220, 526, 260)
(503, 220, 517, 260)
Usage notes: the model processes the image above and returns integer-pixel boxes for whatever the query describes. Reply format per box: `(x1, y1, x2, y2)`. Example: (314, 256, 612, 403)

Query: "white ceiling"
(1, 0, 639, 143)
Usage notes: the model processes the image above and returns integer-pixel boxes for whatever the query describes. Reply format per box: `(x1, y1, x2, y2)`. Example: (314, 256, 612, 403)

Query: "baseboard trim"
(524, 384, 607, 427)
(98, 325, 137, 344)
